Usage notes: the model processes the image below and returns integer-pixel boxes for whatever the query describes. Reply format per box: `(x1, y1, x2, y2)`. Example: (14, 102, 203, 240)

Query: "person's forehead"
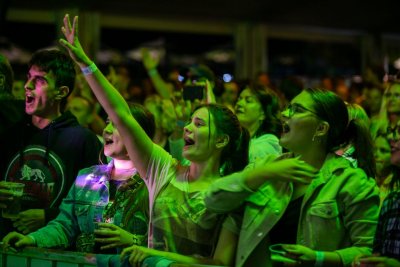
(291, 91, 314, 106)
(193, 107, 209, 118)
(375, 136, 390, 147)
(192, 107, 214, 124)
(28, 65, 52, 77)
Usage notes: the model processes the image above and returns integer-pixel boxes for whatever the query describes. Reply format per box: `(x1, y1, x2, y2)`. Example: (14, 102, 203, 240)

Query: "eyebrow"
(27, 73, 49, 82)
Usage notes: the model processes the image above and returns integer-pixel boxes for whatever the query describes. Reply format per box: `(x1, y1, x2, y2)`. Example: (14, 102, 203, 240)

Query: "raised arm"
(141, 48, 174, 100)
(59, 14, 152, 177)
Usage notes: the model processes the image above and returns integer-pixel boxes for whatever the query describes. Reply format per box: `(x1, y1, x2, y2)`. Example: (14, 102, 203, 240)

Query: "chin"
(182, 150, 193, 161)
(103, 150, 112, 158)
(25, 108, 34, 115)
(278, 137, 289, 149)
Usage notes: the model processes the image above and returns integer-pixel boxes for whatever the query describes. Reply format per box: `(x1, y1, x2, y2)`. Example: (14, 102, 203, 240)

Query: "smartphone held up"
(182, 85, 205, 102)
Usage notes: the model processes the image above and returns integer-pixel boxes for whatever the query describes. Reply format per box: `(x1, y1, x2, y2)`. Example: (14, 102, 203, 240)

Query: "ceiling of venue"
(2, 0, 399, 35)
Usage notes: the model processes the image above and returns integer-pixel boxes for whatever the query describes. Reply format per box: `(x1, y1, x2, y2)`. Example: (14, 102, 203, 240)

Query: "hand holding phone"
(182, 85, 205, 102)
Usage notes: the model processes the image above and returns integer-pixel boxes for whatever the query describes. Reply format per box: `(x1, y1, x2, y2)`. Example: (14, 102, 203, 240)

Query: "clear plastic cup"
(0, 181, 25, 219)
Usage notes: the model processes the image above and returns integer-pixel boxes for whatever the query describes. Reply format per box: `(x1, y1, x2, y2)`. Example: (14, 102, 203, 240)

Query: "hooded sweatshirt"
(1, 111, 103, 236)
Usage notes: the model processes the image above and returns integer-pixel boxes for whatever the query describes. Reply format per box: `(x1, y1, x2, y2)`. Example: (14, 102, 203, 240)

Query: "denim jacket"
(29, 161, 148, 252)
(205, 153, 380, 267)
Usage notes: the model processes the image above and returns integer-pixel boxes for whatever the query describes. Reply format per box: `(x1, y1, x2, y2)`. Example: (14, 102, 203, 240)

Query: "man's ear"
(55, 86, 69, 100)
(216, 134, 230, 149)
(0, 74, 5, 90)
(314, 121, 330, 138)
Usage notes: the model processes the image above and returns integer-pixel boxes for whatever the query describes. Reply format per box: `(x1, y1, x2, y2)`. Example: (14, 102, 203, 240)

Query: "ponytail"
(344, 119, 376, 178)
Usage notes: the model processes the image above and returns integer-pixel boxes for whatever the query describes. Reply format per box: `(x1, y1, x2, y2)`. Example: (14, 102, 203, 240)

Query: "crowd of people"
(0, 14, 399, 267)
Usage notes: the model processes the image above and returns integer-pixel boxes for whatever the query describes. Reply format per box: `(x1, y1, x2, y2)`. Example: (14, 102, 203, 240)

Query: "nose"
(235, 98, 244, 108)
(103, 122, 113, 134)
(281, 108, 290, 118)
(183, 123, 192, 134)
(24, 78, 34, 91)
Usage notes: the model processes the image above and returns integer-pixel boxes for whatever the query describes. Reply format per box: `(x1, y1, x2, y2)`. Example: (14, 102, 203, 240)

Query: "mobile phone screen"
(182, 85, 204, 101)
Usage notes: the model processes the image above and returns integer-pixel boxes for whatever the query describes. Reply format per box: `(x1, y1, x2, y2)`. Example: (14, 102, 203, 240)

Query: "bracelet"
(315, 251, 324, 267)
(81, 62, 98, 76)
(148, 68, 158, 77)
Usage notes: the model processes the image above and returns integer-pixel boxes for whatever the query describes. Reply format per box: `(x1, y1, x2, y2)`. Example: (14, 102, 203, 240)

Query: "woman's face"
(235, 88, 264, 131)
(386, 84, 400, 113)
(102, 120, 129, 159)
(279, 91, 321, 153)
(374, 136, 392, 176)
(182, 107, 218, 162)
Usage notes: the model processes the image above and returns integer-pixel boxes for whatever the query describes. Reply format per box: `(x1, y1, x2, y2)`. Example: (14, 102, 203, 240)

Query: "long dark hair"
(306, 88, 376, 178)
(249, 86, 282, 138)
(193, 104, 250, 176)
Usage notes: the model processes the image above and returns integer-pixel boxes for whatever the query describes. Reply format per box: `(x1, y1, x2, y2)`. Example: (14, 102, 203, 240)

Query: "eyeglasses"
(284, 103, 319, 118)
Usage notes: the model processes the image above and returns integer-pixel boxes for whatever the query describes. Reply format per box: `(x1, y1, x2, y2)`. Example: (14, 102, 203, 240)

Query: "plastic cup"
(0, 181, 25, 219)
(269, 244, 297, 265)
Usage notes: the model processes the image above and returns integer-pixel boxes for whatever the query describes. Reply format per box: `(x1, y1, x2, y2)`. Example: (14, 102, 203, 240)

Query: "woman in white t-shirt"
(60, 14, 251, 266)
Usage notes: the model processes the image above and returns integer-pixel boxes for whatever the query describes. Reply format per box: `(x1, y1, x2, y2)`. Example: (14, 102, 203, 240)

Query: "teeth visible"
(184, 137, 194, 145)
(103, 137, 113, 145)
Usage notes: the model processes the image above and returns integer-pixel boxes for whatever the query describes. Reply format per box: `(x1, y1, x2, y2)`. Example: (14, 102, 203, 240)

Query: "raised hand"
(141, 48, 159, 71)
(59, 14, 91, 67)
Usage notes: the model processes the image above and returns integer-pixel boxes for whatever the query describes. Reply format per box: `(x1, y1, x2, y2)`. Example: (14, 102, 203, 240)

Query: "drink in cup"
(0, 181, 25, 219)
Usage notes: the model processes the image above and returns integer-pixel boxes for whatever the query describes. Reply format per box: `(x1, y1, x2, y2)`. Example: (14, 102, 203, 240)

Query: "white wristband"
(81, 62, 98, 76)
(315, 251, 324, 267)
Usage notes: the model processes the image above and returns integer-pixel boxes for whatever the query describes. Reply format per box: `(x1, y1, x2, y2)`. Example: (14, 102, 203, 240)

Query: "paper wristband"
(315, 251, 324, 267)
(81, 63, 98, 76)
